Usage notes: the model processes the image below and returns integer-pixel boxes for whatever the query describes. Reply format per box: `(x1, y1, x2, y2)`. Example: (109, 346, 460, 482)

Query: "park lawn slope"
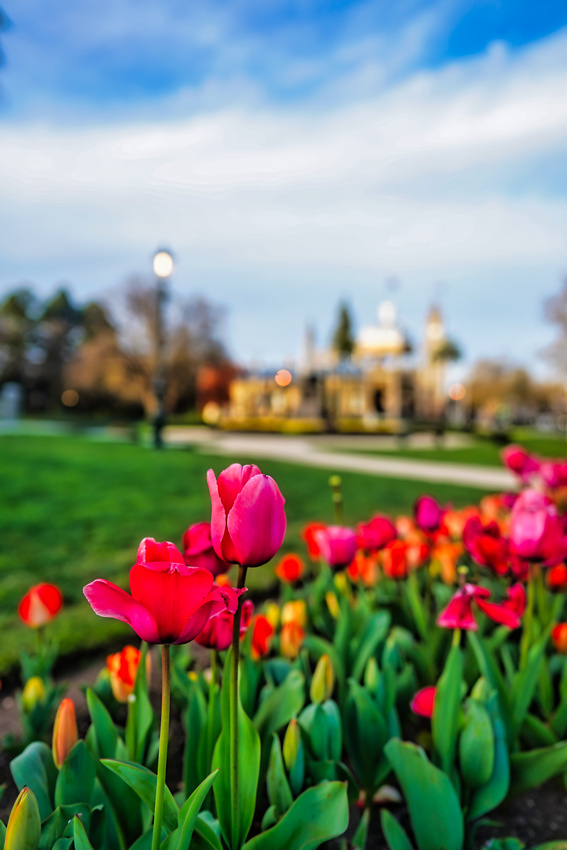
(0, 434, 494, 674)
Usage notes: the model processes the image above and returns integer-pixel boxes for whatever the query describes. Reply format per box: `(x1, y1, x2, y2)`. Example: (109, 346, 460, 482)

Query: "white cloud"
(1, 28, 566, 366)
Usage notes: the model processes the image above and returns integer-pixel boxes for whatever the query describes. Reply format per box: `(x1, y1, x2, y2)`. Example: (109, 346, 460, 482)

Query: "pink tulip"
(509, 489, 567, 566)
(183, 521, 232, 576)
(540, 461, 567, 490)
(356, 515, 397, 552)
(207, 464, 286, 568)
(501, 445, 540, 483)
(414, 495, 444, 534)
(410, 686, 436, 718)
(437, 583, 522, 631)
(84, 537, 244, 645)
(313, 525, 358, 570)
(196, 599, 254, 651)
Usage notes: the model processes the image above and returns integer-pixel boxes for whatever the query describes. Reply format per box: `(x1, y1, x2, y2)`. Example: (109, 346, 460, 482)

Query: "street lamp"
(152, 247, 174, 449)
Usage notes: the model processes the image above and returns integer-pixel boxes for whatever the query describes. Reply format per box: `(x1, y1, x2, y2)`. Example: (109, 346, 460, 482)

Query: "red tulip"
(183, 522, 232, 576)
(501, 445, 540, 482)
(509, 490, 567, 566)
(356, 515, 397, 552)
(502, 583, 526, 617)
(207, 464, 286, 567)
(275, 553, 305, 583)
(250, 614, 275, 660)
(548, 563, 567, 589)
(410, 686, 436, 718)
(552, 623, 567, 653)
(313, 525, 357, 570)
(381, 540, 409, 579)
(196, 599, 254, 651)
(414, 496, 445, 534)
(463, 517, 510, 576)
(84, 537, 244, 645)
(18, 583, 63, 628)
(437, 583, 522, 631)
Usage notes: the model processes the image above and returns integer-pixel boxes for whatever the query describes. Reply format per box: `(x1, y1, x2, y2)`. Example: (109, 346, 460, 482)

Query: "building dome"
(356, 301, 411, 358)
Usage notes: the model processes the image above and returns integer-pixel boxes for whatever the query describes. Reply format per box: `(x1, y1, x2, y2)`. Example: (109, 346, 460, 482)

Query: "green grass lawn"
(0, 434, 495, 676)
(334, 431, 567, 467)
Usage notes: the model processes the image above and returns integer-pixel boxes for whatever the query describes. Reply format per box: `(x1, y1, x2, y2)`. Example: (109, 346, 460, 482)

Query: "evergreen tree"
(331, 301, 355, 359)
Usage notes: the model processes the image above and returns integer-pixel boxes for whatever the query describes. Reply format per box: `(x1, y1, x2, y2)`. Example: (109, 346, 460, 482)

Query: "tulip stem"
(520, 566, 535, 670)
(230, 565, 248, 849)
(207, 649, 217, 771)
(151, 644, 170, 850)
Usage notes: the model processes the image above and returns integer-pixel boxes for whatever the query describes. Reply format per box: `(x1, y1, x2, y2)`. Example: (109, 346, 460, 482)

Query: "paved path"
(165, 428, 515, 491)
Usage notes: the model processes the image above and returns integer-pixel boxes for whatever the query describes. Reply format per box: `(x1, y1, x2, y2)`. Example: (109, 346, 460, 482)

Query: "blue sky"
(1, 0, 567, 376)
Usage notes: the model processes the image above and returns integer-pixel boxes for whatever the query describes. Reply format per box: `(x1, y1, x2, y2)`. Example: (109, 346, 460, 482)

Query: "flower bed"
(3, 445, 567, 849)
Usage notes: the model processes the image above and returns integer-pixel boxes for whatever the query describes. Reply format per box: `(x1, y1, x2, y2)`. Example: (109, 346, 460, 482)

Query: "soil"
(2, 654, 567, 849)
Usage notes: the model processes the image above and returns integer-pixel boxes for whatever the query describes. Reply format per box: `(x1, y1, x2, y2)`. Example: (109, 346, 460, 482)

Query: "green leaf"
(459, 699, 494, 790)
(468, 697, 510, 822)
(344, 679, 389, 795)
(212, 648, 260, 850)
(100, 759, 178, 831)
(510, 742, 567, 798)
(39, 805, 90, 850)
(303, 636, 345, 690)
(380, 809, 415, 850)
(511, 630, 549, 736)
(86, 689, 118, 759)
(55, 741, 96, 807)
(385, 739, 464, 850)
(351, 808, 370, 850)
(162, 770, 219, 850)
(351, 611, 391, 682)
(531, 844, 567, 850)
(432, 644, 462, 778)
(406, 571, 429, 643)
(73, 816, 95, 850)
(267, 735, 293, 816)
(469, 632, 513, 747)
(126, 643, 154, 763)
(242, 781, 348, 850)
(192, 816, 223, 850)
(183, 687, 207, 797)
(253, 671, 305, 742)
(521, 714, 557, 748)
(10, 742, 56, 822)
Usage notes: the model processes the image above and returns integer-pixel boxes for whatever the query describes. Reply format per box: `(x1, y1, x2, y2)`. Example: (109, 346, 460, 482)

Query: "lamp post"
(152, 248, 174, 449)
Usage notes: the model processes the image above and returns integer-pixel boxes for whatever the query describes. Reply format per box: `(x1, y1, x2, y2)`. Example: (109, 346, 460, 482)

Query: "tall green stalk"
(151, 644, 171, 850)
(229, 564, 248, 849)
(207, 649, 218, 771)
(520, 565, 535, 670)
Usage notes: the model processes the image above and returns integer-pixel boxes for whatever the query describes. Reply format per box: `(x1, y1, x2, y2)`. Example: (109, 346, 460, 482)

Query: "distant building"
(217, 302, 453, 433)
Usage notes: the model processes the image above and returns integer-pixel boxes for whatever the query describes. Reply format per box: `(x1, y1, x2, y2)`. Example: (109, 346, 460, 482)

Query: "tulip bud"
(364, 656, 380, 694)
(52, 698, 78, 769)
(280, 621, 305, 660)
(310, 653, 334, 704)
(21, 677, 46, 713)
(325, 591, 340, 619)
(265, 603, 280, 630)
(283, 718, 301, 772)
(281, 600, 307, 628)
(5, 788, 41, 850)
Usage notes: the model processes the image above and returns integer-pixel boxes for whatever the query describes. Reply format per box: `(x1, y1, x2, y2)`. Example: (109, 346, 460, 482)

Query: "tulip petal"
(410, 686, 436, 718)
(130, 564, 214, 643)
(174, 595, 228, 645)
(437, 591, 478, 630)
(84, 579, 160, 643)
(207, 468, 239, 563)
(475, 597, 521, 629)
(228, 474, 286, 567)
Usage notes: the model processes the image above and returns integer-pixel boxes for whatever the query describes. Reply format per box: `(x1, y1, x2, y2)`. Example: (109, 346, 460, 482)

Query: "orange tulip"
(382, 540, 409, 579)
(107, 645, 149, 703)
(281, 600, 307, 628)
(432, 542, 463, 584)
(280, 621, 305, 660)
(52, 698, 78, 769)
